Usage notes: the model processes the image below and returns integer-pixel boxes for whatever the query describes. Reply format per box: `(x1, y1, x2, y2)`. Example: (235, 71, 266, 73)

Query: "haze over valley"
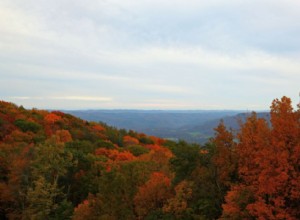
(65, 110, 270, 144)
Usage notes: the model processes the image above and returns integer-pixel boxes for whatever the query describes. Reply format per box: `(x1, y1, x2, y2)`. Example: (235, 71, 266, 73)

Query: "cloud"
(50, 96, 112, 101)
(1, 0, 300, 110)
(8, 96, 112, 102)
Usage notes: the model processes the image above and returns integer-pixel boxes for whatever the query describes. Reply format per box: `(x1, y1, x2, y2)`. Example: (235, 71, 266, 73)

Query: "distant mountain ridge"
(182, 112, 270, 142)
(64, 110, 269, 144)
(64, 110, 241, 128)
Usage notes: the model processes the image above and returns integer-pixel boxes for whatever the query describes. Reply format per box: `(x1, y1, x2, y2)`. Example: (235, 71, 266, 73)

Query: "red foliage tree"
(44, 113, 61, 124)
(95, 148, 136, 162)
(44, 113, 62, 136)
(95, 148, 136, 172)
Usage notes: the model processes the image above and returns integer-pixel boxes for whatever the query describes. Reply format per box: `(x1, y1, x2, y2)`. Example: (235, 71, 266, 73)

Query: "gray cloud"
(1, 0, 300, 109)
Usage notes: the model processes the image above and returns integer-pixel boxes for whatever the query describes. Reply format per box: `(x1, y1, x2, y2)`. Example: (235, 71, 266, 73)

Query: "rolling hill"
(64, 110, 270, 144)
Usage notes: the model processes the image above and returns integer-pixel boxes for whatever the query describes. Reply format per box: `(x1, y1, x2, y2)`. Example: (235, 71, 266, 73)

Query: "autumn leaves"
(221, 97, 300, 219)
(0, 96, 299, 219)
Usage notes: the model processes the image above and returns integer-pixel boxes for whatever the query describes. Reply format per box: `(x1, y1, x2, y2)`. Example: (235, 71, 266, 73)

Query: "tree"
(134, 172, 172, 219)
(73, 196, 98, 220)
(123, 135, 139, 147)
(169, 141, 200, 185)
(268, 97, 300, 218)
(55, 130, 73, 143)
(31, 138, 73, 184)
(23, 138, 74, 219)
(163, 180, 193, 218)
(212, 120, 237, 188)
(14, 119, 41, 133)
(45, 113, 62, 124)
(222, 113, 271, 219)
(44, 113, 62, 136)
(23, 176, 61, 219)
(141, 145, 173, 176)
(222, 97, 300, 219)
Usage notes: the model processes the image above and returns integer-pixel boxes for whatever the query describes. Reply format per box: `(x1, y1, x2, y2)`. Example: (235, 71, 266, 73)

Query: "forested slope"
(0, 96, 299, 219)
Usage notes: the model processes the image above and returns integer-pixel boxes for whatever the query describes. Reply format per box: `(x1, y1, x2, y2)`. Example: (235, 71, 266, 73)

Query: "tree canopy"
(0, 96, 299, 219)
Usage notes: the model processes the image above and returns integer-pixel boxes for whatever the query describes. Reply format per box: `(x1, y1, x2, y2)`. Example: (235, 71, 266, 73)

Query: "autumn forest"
(0, 96, 300, 219)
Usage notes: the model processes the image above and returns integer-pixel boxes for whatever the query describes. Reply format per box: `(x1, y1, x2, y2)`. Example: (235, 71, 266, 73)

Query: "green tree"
(169, 141, 200, 185)
(24, 137, 74, 219)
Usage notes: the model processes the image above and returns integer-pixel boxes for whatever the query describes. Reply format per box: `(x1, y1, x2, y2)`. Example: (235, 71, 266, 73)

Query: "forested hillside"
(0, 96, 299, 219)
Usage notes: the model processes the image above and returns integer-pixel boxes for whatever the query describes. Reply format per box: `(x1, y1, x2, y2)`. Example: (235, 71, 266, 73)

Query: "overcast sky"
(1, 0, 300, 110)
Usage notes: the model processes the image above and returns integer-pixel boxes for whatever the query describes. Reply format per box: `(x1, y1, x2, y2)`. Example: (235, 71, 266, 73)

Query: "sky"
(1, 0, 300, 110)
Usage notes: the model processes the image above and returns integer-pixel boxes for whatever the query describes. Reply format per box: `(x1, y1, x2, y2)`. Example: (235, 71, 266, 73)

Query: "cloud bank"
(1, 0, 300, 109)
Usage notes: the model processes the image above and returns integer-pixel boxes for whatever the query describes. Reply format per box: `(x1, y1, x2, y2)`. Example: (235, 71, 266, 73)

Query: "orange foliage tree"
(73, 195, 99, 220)
(44, 113, 61, 124)
(134, 172, 172, 218)
(212, 121, 237, 187)
(163, 180, 193, 217)
(44, 113, 62, 136)
(95, 148, 136, 172)
(222, 97, 300, 219)
(123, 135, 139, 146)
(141, 144, 173, 176)
(55, 130, 73, 143)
